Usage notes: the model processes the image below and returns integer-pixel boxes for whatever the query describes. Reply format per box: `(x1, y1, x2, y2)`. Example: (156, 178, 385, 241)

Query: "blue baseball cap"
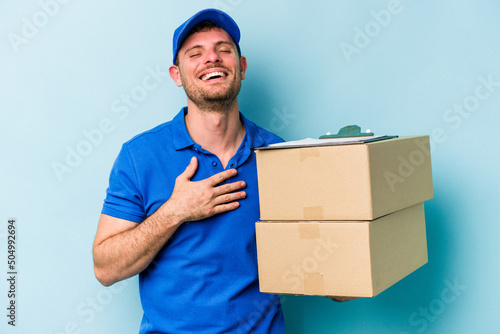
(172, 8, 241, 64)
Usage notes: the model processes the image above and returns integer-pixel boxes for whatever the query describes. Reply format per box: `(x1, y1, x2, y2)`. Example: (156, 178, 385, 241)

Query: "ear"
(169, 65, 183, 87)
(239, 56, 247, 80)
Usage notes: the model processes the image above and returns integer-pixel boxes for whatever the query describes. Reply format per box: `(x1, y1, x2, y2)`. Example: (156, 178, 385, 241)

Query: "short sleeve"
(101, 145, 146, 223)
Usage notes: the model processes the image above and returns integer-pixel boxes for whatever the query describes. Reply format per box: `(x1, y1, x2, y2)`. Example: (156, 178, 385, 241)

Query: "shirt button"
(211, 161, 217, 167)
(230, 163, 235, 168)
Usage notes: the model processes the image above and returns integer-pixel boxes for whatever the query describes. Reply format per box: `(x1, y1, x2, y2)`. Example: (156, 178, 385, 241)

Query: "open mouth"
(200, 71, 227, 81)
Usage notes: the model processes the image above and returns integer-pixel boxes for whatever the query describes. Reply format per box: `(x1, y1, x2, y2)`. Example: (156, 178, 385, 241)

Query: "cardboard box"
(255, 203, 428, 297)
(256, 136, 433, 220)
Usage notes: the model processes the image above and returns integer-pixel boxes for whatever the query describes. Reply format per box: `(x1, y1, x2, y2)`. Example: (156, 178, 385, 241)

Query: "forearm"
(93, 207, 182, 286)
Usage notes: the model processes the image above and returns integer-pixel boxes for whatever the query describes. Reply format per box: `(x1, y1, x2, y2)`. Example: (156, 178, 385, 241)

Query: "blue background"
(1, 0, 499, 333)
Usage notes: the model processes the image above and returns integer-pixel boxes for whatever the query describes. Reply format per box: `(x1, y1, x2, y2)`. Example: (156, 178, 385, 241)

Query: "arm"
(93, 157, 246, 286)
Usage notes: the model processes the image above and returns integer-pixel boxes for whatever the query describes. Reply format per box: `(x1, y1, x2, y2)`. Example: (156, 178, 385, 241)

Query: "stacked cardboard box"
(254, 136, 433, 297)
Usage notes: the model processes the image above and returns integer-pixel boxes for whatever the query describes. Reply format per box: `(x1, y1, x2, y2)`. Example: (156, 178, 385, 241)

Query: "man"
(93, 8, 285, 333)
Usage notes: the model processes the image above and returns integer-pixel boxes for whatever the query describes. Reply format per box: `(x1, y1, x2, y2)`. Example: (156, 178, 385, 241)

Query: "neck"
(185, 100, 246, 168)
(188, 93, 239, 114)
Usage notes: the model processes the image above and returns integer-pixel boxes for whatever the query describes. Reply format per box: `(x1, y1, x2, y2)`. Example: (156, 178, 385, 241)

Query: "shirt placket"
(191, 144, 224, 175)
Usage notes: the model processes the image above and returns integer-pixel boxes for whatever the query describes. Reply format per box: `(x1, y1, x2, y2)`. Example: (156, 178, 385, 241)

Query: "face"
(169, 28, 247, 111)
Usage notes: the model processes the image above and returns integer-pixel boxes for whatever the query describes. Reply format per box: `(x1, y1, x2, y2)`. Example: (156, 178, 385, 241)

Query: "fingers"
(179, 157, 198, 181)
(181, 158, 237, 186)
(213, 180, 246, 197)
(208, 168, 238, 187)
(213, 189, 246, 206)
(171, 158, 246, 221)
(328, 296, 358, 302)
(210, 201, 241, 216)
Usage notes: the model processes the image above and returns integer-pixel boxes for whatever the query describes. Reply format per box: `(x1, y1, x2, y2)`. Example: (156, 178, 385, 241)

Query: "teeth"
(201, 71, 226, 81)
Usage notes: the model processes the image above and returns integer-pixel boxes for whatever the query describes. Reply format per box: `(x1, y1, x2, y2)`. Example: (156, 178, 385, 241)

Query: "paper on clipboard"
(257, 135, 398, 150)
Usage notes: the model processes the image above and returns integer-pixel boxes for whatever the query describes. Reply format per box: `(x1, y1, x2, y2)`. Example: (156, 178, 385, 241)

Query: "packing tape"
(299, 148, 320, 162)
(299, 223, 320, 239)
(303, 206, 324, 220)
(304, 272, 325, 295)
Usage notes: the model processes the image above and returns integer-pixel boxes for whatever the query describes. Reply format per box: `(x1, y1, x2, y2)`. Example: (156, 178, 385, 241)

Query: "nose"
(205, 48, 221, 63)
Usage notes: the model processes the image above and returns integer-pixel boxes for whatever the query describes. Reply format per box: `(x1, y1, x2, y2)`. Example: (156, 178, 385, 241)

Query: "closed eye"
(216, 42, 234, 54)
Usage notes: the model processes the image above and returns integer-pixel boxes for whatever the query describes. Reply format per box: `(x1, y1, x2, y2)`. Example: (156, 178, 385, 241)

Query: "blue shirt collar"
(171, 107, 265, 151)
